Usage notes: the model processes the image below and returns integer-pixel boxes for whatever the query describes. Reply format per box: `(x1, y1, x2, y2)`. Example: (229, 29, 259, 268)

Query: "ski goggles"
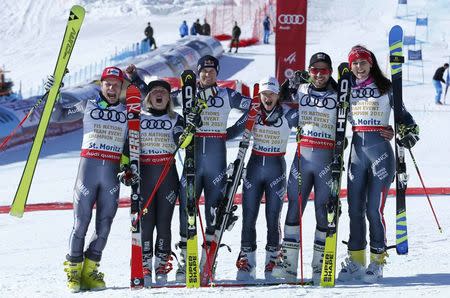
(309, 67, 331, 76)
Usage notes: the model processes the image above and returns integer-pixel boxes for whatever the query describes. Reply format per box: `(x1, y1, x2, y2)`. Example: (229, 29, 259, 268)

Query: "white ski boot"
(311, 229, 326, 285)
(337, 249, 366, 282)
(264, 248, 279, 280)
(236, 250, 256, 281)
(175, 239, 187, 283)
(154, 252, 174, 285)
(142, 252, 153, 287)
(362, 252, 387, 284)
(271, 240, 300, 281)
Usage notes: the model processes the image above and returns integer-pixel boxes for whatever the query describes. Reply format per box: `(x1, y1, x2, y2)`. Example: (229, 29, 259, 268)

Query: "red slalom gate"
(1, 187, 450, 214)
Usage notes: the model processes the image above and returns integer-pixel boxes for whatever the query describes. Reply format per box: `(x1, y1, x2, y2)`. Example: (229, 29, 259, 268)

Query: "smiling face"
(351, 58, 372, 80)
(100, 78, 122, 104)
(260, 90, 279, 111)
(199, 67, 217, 88)
(148, 86, 170, 110)
(309, 61, 331, 89)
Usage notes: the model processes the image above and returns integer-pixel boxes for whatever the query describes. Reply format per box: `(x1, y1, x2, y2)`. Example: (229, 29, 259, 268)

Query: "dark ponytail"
(368, 52, 391, 95)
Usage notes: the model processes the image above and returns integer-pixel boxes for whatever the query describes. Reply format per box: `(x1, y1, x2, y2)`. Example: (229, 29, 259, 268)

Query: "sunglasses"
(309, 67, 331, 76)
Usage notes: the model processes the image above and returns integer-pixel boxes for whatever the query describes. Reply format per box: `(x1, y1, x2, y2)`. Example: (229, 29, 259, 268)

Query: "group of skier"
(62, 46, 420, 291)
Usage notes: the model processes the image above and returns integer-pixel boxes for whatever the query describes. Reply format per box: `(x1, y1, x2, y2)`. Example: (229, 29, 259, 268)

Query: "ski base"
(149, 279, 314, 288)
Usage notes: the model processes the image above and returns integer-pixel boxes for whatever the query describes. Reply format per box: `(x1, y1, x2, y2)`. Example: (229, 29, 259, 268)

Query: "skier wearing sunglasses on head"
(273, 52, 340, 284)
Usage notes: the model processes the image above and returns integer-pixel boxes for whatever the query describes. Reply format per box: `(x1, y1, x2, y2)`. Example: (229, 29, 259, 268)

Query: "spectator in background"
(194, 18, 202, 35)
(432, 63, 449, 105)
(202, 19, 211, 36)
(144, 22, 157, 50)
(229, 21, 241, 53)
(190, 21, 197, 35)
(263, 16, 271, 44)
(179, 20, 188, 38)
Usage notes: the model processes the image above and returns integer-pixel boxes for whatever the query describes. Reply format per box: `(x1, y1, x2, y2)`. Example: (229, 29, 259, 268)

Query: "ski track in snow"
(1, 0, 450, 296)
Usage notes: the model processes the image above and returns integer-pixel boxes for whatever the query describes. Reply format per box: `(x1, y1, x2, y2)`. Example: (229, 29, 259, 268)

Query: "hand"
(117, 164, 140, 186)
(125, 64, 137, 79)
(186, 111, 203, 128)
(293, 70, 310, 85)
(44, 75, 64, 93)
(398, 124, 419, 149)
(380, 125, 394, 141)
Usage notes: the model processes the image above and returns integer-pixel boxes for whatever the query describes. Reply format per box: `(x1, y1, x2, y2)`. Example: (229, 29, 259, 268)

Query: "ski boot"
(363, 252, 387, 284)
(271, 240, 299, 281)
(154, 251, 174, 285)
(264, 247, 279, 280)
(311, 229, 326, 285)
(63, 260, 82, 293)
(142, 252, 153, 287)
(175, 239, 187, 283)
(81, 257, 106, 291)
(337, 249, 366, 282)
(236, 250, 256, 281)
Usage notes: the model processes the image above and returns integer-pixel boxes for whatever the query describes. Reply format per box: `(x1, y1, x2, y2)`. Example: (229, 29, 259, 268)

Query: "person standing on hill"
(194, 18, 203, 35)
(229, 21, 241, 53)
(144, 22, 157, 50)
(432, 63, 449, 105)
(179, 20, 189, 38)
(202, 19, 211, 36)
(263, 16, 271, 44)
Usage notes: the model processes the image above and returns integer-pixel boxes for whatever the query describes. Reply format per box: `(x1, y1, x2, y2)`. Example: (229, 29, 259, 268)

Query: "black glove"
(186, 110, 203, 128)
(398, 124, 419, 149)
(44, 69, 69, 93)
(117, 164, 140, 186)
(44, 75, 56, 93)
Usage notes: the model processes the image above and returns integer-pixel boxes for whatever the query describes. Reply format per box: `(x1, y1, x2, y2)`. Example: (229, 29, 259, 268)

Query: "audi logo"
(278, 14, 305, 25)
(257, 115, 283, 127)
(299, 94, 337, 110)
(207, 96, 224, 108)
(90, 108, 126, 123)
(351, 87, 382, 98)
(141, 119, 173, 130)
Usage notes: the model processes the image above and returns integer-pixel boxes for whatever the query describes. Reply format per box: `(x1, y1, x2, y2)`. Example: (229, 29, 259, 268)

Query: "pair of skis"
(320, 25, 410, 287)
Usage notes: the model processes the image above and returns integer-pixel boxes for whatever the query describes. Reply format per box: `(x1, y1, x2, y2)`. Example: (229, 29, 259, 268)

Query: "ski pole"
(0, 69, 69, 152)
(0, 91, 49, 152)
(132, 150, 176, 227)
(195, 198, 215, 285)
(408, 148, 443, 232)
(296, 128, 304, 284)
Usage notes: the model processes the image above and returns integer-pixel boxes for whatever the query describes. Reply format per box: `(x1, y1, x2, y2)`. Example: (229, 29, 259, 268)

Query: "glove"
(44, 75, 56, 93)
(179, 131, 194, 149)
(398, 124, 419, 149)
(117, 164, 140, 186)
(44, 71, 67, 93)
(186, 111, 203, 128)
(380, 125, 394, 141)
(293, 70, 310, 86)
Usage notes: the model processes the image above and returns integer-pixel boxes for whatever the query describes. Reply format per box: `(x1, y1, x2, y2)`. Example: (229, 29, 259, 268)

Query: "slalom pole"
(296, 128, 304, 284)
(195, 198, 215, 285)
(132, 149, 177, 226)
(408, 148, 442, 232)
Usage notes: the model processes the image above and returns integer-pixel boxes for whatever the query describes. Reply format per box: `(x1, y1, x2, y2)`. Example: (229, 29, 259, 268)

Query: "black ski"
(389, 25, 409, 255)
(320, 62, 352, 287)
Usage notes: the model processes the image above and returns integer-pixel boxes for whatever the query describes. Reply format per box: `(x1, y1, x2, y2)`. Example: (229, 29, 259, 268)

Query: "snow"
(1, 0, 450, 296)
